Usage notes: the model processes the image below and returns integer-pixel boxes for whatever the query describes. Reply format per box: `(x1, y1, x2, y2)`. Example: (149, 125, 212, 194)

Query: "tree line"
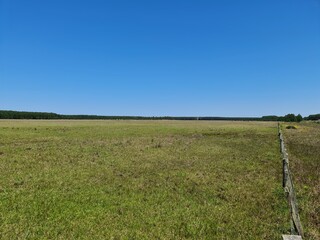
(262, 114, 320, 122)
(0, 110, 318, 122)
(261, 114, 303, 122)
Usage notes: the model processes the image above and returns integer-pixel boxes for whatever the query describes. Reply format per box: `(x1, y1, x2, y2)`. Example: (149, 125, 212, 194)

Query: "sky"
(1, 0, 319, 117)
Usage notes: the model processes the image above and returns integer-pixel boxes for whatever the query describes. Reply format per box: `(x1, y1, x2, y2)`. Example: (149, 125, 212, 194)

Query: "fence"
(278, 123, 304, 239)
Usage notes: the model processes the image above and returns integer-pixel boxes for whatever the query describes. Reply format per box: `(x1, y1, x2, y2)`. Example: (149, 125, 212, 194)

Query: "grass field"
(0, 120, 290, 239)
(283, 122, 320, 240)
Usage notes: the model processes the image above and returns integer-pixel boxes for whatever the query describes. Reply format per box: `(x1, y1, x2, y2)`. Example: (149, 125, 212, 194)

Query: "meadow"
(0, 120, 290, 239)
(283, 122, 320, 240)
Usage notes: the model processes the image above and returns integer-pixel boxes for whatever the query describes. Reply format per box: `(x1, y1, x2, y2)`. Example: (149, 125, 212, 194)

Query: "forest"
(0, 110, 316, 122)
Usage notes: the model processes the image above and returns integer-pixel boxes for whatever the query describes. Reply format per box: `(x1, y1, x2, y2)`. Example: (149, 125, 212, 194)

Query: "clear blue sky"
(1, 0, 319, 117)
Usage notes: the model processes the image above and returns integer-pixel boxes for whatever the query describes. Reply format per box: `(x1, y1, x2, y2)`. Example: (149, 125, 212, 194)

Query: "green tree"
(296, 114, 303, 122)
(284, 114, 296, 122)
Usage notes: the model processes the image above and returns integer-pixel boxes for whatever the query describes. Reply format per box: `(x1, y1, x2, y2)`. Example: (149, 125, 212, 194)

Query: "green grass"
(283, 122, 320, 240)
(0, 120, 288, 239)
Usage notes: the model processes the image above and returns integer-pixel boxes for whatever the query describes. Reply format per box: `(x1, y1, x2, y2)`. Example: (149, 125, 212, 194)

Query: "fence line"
(278, 123, 304, 238)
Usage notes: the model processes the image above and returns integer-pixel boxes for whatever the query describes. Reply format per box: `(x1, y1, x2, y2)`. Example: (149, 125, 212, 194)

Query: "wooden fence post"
(278, 123, 304, 238)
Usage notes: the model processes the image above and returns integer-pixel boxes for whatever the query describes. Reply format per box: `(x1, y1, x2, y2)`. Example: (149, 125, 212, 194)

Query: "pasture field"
(283, 122, 320, 240)
(0, 120, 289, 239)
